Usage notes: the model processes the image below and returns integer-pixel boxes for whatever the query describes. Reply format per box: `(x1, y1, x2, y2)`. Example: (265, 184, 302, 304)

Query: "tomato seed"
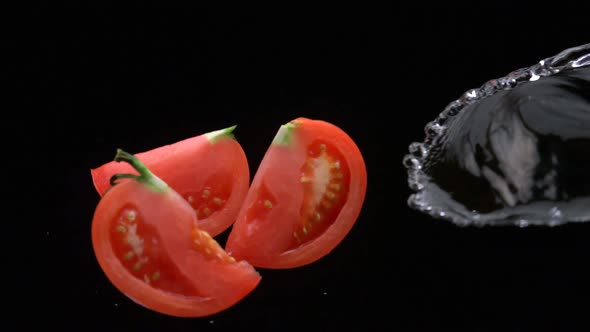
(213, 197, 222, 205)
(123, 251, 135, 260)
(313, 212, 321, 222)
(264, 200, 273, 209)
(116, 225, 126, 233)
(126, 210, 136, 222)
(202, 189, 211, 198)
(300, 176, 312, 183)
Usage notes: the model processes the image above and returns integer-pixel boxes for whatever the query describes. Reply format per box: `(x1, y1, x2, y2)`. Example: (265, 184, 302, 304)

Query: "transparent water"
(403, 43, 590, 227)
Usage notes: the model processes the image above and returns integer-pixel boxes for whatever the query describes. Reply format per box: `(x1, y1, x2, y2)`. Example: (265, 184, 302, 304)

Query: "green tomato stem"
(205, 125, 237, 143)
(109, 149, 168, 192)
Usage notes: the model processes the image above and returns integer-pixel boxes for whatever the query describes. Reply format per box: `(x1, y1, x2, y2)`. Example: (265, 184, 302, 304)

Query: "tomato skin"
(92, 178, 261, 317)
(226, 118, 367, 269)
(91, 127, 249, 237)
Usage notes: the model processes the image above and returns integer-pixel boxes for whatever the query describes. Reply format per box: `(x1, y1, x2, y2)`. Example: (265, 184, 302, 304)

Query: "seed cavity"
(191, 228, 232, 263)
(186, 185, 229, 219)
(294, 141, 348, 246)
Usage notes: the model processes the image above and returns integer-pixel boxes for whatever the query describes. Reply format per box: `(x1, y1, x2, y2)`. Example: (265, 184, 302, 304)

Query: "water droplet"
(209, 320, 215, 324)
(424, 121, 446, 138)
(404, 43, 590, 227)
(402, 155, 422, 170)
(409, 142, 428, 158)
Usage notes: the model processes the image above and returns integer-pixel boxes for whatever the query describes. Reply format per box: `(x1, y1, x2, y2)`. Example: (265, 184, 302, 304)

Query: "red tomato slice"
(92, 150, 261, 317)
(225, 118, 367, 269)
(91, 126, 249, 237)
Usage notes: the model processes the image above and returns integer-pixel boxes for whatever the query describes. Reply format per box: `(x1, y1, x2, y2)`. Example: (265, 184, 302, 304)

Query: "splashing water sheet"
(403, 43, 590, 227)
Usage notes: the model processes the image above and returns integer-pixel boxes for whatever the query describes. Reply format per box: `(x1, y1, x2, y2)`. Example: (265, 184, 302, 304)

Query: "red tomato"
(91, 126, 249, 237)
(225, 118, 367, 269)
(92, 149, 261, 317)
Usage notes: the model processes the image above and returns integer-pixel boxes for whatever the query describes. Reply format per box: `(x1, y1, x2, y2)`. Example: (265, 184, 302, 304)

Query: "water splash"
(404, 43, 590, 227)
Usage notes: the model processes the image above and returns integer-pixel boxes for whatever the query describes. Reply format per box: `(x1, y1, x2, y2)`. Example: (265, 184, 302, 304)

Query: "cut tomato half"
(225, 118, 367, 269)
(91, 126, 249, 237)
(92, 150, 260, 317)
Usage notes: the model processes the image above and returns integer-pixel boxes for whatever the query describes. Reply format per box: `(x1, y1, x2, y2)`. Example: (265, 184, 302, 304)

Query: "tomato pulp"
(91, 126, 249, 237)
(225, 118, 367, 269)
(92, 150, 261, 317)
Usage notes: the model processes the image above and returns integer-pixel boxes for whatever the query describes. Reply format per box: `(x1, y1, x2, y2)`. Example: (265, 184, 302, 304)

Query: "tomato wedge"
(91, 126, 249, 237)
(92, 150, 261, 317)
(225, 118, 367, 269)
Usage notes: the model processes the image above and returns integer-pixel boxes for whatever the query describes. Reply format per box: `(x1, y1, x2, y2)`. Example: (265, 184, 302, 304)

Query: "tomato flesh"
(91, 126, 249, 237)
(226, 118, 366, 269)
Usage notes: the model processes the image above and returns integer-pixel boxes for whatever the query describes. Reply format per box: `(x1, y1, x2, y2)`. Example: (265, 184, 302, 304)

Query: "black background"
(13, 3, 590, 332)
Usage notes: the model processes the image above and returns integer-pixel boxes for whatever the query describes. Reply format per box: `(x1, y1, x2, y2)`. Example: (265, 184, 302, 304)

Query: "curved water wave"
(404, 43, 590, 227)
